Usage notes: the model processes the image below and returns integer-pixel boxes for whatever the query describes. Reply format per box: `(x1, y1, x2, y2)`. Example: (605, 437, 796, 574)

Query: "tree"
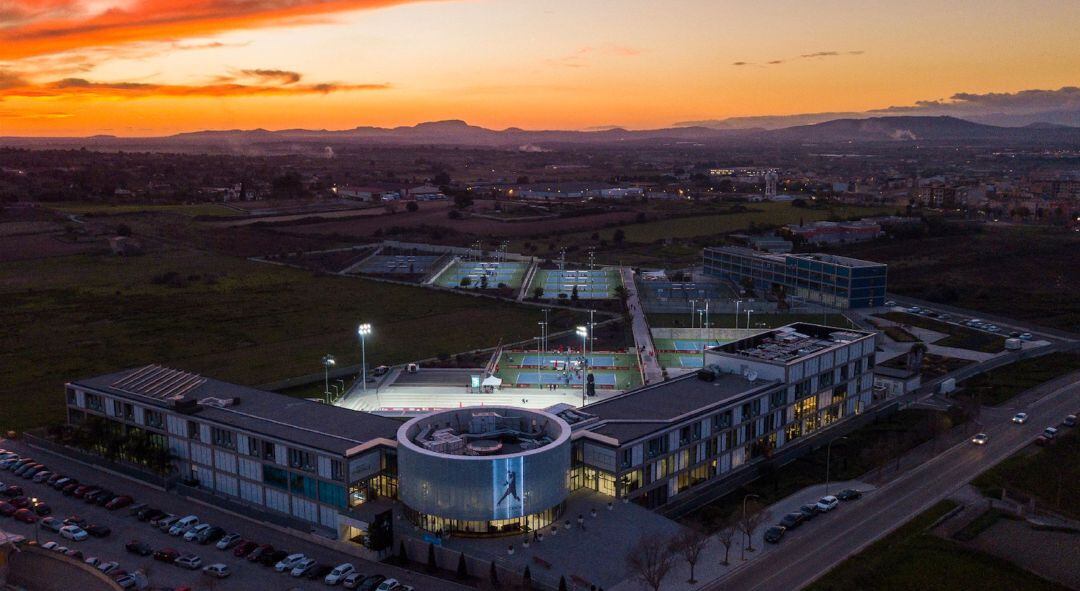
(670, 526, 709, 583)
(426, 542, 437, 573)
(533, 286, 545, 299)
(558, 576, 568, 591)
(571, 284, 579, 302)
(433, 171, 452, 186)
(613, 228, 626, 245)
(490, 561, 500, 589)
(397, 541, 409, 565)
(456, 553, 469, 579)
(454, 193, 473, 209)
(406, 201, 419, 212)
(714, 513, 738, 565)
(460, 276, 472, 287)
(522, 566, 532, 591)
(625, 536, 675, 591)
(740, 501, 769, 554)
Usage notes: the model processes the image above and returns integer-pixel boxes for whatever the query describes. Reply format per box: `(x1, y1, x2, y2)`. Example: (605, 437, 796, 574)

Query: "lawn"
(50, 202, 239, 217)
(959, 352, 1080, 406)
(0, 248, 573, 432)
(876, 311, 1004, 353)
(807, 501, 1071, 591)
(972, 429, 1079, 519)
(647, 312, 855, 330)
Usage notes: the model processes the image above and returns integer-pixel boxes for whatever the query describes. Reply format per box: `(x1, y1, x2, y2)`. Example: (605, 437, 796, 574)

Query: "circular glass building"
(396, 407, 572, 537)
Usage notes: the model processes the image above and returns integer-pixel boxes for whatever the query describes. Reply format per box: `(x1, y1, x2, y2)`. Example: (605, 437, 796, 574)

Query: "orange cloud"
(0, 76, 389, 98)
(0, 0, 431, 60)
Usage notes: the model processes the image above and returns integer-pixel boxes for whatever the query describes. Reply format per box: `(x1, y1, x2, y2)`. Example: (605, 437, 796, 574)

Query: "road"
(620, 267, 663, 384)
(703, 373, 1080, 591)
(0, 437, 468, 591)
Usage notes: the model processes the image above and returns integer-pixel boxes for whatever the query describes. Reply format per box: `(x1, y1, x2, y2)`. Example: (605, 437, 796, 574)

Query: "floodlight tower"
(321, 354, 336, 404)
(357, 323, 372, 392)
(576, 326, 589, 406)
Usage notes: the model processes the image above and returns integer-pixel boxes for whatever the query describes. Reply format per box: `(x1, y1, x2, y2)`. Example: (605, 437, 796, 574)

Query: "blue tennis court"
(532, 268, 621, 299)
(513, 372, 618, 386)
(673, 339, 723, 352)
(678, 355, 705, 368)
(515, 354, 617, 367)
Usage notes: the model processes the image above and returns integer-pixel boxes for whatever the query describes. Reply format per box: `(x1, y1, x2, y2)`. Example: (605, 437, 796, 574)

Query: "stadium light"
(358, 323, 372, 393)
(576, 326, 588, 406)
(321, 354, 336, 404)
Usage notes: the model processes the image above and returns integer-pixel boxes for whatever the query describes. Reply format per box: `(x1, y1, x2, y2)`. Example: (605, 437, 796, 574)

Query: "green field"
(959, 352, 1080, 406)
(577, 203, 894, 243)
(51, 202, 240, 217)
(0, 249, 569, 432)
(876, 312, 1005, 352)
(972, 428, 1079, 519)
(807, 501, 1070, 591)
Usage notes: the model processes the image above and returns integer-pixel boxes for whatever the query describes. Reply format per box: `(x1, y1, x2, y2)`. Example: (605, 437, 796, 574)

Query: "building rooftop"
(788, 252, 885, 268)
(568, 372, 781, 444)
(712, 323, 873, 365)
(72, 366, 402, 455)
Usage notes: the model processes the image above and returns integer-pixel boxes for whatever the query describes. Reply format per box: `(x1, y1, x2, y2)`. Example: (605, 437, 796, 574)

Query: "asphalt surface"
(621, 267, 662, 384)
(703, 372, 1080, 591)
(0, 438, 467, 591)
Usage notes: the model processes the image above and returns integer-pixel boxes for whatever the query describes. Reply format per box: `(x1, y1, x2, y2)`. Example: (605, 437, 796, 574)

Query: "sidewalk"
(620, 267, 663, 384)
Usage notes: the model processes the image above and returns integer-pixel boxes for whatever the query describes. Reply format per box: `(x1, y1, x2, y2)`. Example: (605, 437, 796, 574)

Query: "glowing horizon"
(1, 0, 1078, 136)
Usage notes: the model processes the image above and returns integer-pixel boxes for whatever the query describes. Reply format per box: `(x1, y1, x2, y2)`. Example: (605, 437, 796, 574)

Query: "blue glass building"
(703, 246, 887, 309)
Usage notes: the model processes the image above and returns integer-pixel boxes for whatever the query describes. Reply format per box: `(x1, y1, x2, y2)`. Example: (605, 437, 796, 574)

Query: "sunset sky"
(1, 0, 1079, 135)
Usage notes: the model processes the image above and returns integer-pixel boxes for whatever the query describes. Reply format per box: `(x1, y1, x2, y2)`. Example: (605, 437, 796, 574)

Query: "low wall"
(650, 327, 769, 341)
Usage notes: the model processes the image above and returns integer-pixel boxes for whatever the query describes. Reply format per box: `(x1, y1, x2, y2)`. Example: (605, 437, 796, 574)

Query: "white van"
(169, 515, 200, 536)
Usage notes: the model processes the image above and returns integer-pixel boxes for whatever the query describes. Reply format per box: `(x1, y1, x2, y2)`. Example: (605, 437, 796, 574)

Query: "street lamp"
(745, 309, 754, 331)
(321, 354, 336, 404)
(689, 299, 697, 328)
(576, 326, 588, 406)
(735, 300, 742, 329)
(825, 436, 849, 496)
(741, 493, 760, 560)
(357, 323, 372, 393)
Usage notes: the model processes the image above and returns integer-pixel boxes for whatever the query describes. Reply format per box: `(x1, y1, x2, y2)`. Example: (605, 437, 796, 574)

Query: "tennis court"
(356, 254, 442, 275)
(508, 353, 624, 368)
(434, 260, 528, 289)
(653, 338, 727, 352)
(531, 268, 621, 299)
(657, 353, 708, 369)
(512, 372, 618, 386)
(495, 349, 642, 391)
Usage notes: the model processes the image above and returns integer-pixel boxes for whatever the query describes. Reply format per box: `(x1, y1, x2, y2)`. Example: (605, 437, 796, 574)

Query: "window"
(288, 448, 316, 472)
(247, 437, 260, 457)
(319, 481, 347, 508)
(290, 472, 318, 500)
(113, 400, 123, 417)
(713, 411, 732, 429)
(85, 392, 104, 411)
(262, 465, 288, 490)
(691, 422, 702, 441)
(840, 364, 849, 380)
(66, 388, 77, 405)
(646, 436, 668, 458)
(262, 441, 276, 461)
(868, 355, 876, 369)
(331, 459, 346, 482)
(123, 403, 134, 421)
(795, 379, 812, 397)
(620, 449, 632, 469)
(144, 409, 163, 429)
(679, 426, 691, 445)
(187, 420, 201, 441)
(211, 427, 235, 450)
(819, 370, 834, 388)
(769, 390, 785, 410)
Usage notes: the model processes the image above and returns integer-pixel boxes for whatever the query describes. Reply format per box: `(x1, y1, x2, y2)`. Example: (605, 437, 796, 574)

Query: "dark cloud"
(872, 87, 1080, 115)
(0, 69, 29, 89)
(732, 61, 749, 66)
(240, 69, 302, 84)
(734, 50, 864, 67)
(0, 76, 390, 98)
(800, 51, 840, 58)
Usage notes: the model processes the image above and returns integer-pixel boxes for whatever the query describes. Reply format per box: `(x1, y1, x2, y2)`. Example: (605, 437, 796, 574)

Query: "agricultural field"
(51, 202, 240, 217)
(0, 247, 568, 432)
(958, 352, 1080, 406)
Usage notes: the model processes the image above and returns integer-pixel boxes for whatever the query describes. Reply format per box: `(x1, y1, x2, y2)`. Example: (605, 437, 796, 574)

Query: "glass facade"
(702, 248, 886, 309)
(403, 504, 564, 538)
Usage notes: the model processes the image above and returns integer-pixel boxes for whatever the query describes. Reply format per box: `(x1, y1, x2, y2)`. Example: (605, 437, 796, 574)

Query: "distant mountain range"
(3, 116, 1078, 152)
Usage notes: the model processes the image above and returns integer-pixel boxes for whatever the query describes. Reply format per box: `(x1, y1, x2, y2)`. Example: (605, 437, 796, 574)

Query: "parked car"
(376, 578, 401, 591)
(155, 515, 180, 531)
(9, 496, 30, 509)
(184, 523, 212, 542)
(779, 512, 805, 529)
(2, 485, 23, 498)
(1019, 333, 1033, 341)
(32, 501, 52, 516)
(216, 533, 242, 550)
(1035, 435, 1050, 447)
(60, 525, 89, 541)
(97, 561, 121, 574)
(154, 548, 180, 563)
(1012, 413, 1029, 424)
(343, 573, 365, 590)
(1065, 415, 1077, 428)
(86, 524, 112, 538)
(1043, 427, 1059, 439)
(326, 563, 357, 585)
(13, 508, 37, 523)
(275, 552, 308, 572)
(64, 549, 84, 560)
(971, 433, 989, 445)
(246, 543, 273, 562)
(91, 490, 116, 505)
(169, 515, 200, 536)
(41, 541, 59, 551)
(52, 477, 76, 490)
(126, 540, 153, 556)
(32, 470, 54, 483)
(176, 554, 203, 570)
(0, 501, 15, 517)
(114, 572, 148, 590)
(126, 502, 147, 516)
(306, 564, 334, 580)
(61, 483, 80, 496)
(41, 516, 64, 532)
(291, 558, 317, 577)
(233, 540, 258, 558)
(358, 574, 387, 591)
(203, 563, 232, 578)
(836, 489, 862, 501)
(84, 556, 101, 568)
(261, 548, 289, 567)
(196, 525, 225, 544)
(71, 485, 94, 499)
(764, 525, 786, 544)
(105, 495, 134, 510)
(64, 515, 87, 528)
(139, 508, 166, 523)
(815, 496, 839, 512)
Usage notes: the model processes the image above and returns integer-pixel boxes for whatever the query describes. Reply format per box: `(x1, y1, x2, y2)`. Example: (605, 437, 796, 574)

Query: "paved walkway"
(620, 267, 663, 384)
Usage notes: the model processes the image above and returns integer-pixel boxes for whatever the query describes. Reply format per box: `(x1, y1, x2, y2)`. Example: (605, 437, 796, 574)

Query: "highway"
(702, 372, 1080, 591)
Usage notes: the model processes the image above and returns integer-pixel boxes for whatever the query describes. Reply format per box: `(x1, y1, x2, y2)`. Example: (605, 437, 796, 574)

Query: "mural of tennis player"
(496, 468, 520, 507)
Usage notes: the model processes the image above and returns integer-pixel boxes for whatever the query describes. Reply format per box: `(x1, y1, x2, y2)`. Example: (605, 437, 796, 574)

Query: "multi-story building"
(64, 365, 401, 542)
(702, 246, 887, 308)
(563, 323, 879, 509)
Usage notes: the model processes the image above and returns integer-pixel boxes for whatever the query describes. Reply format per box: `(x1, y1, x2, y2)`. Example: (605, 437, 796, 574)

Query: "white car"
(184, 523, 212, 542)
(275, 553, 307, 572)
(60, 525, 89, 541)
(1019, 333, 1033, 341)
(325, 563, 357, 585)
(203, 563, 232, 578)
(176, 554, 203, 570)
(84, 556, 101, 567)
(815, 496, 839, 512)
(971, 433, 989, 445)
(1043, 427, 1059, 439)
(97, 561, 121, 574)
(169, 515, 200, 536)
(32, 470, 53, 483)
(1011, 413, 1028, 424)
(41, 541, 59, 551)
(216, 533, 241, 550)
(291, 557, 317, 577)
(376, 578, 401, 591)
(40, 517, 63, 532)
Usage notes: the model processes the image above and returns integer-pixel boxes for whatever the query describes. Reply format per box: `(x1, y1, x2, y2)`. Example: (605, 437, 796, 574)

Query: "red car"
(9, 496, 30, 509)
(13, 508, 37, 523)
(0, 501, 15, 516)
(232, 540, 258, 558)
(72, 485, 93, 498)
(105, 495, 134, 510)
(153, 548, 180, 563)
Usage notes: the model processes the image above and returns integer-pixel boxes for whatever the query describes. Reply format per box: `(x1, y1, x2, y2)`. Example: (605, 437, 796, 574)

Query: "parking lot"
(0, 438, 464, 591)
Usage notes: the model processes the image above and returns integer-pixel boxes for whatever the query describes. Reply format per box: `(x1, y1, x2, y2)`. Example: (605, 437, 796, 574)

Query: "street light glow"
(576, 326, 588, 337)
(358, 323, 372, 336)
